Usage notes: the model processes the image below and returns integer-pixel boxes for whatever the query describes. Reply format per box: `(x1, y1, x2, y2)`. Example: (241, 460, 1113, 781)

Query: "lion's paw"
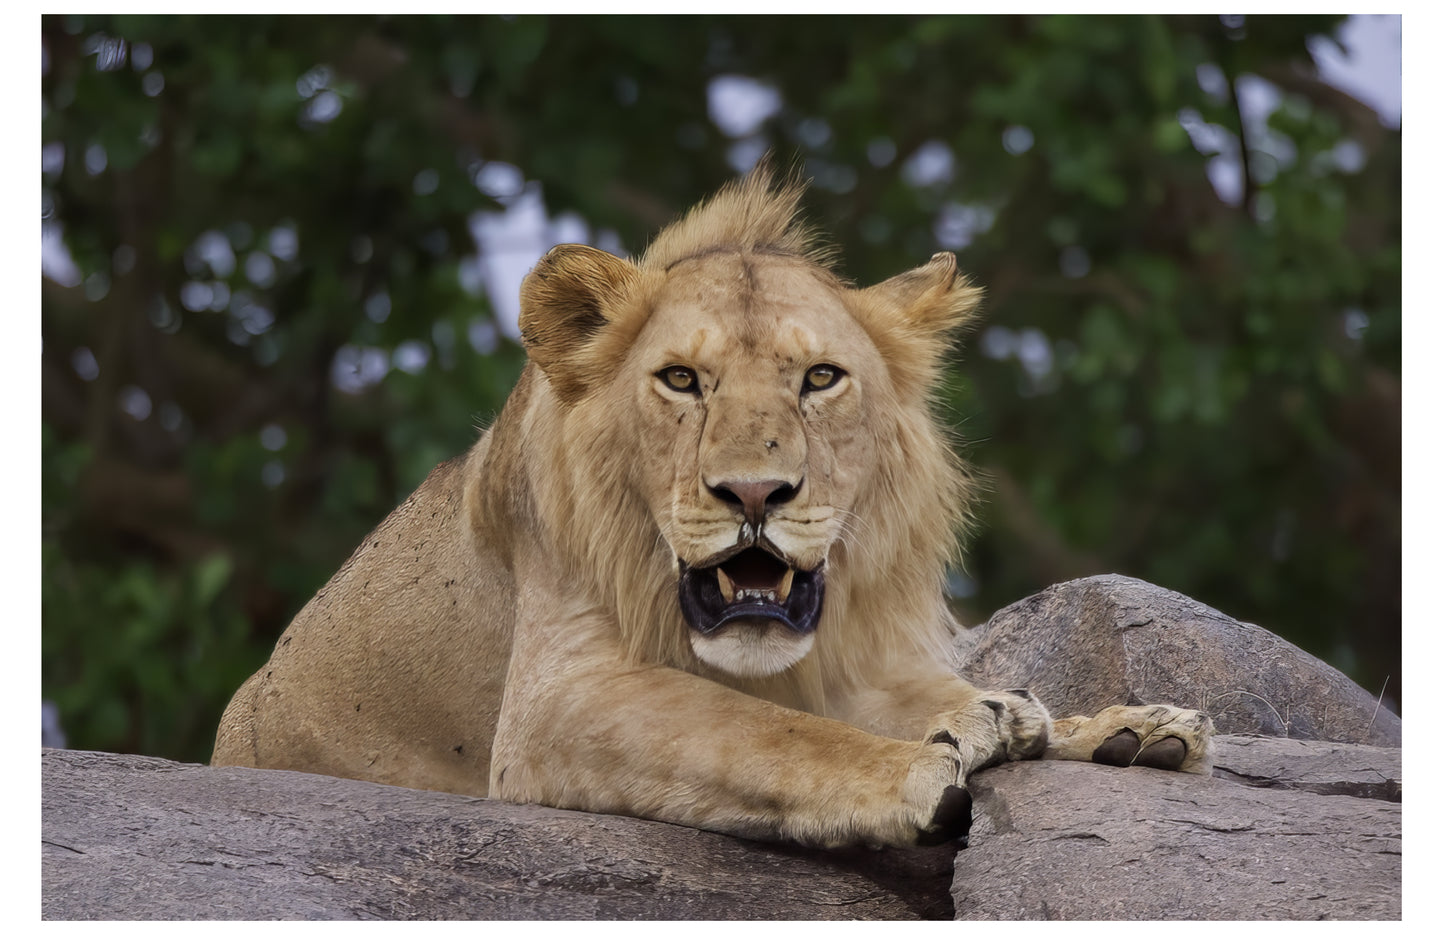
(924, 689, 1053, 774)
(1047, 704, 1214, 774)
(901, 731, 971, 846)
(897, 690, 1055, 846)
(985, 689, 1053, 762)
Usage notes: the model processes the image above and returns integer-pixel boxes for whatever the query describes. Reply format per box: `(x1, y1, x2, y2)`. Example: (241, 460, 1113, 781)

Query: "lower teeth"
(715, 566, 796, 605)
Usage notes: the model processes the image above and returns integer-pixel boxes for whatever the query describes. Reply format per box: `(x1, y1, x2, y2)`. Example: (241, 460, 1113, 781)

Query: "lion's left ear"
(519, 244, 641, 405)
(853, 252, 982, 396)
(858, 251, 982, 338)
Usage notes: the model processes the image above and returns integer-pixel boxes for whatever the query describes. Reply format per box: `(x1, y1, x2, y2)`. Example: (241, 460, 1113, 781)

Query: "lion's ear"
(860, 252, 982, 338)
(853, 252, 983, 399)
(518, 244, 640, 404)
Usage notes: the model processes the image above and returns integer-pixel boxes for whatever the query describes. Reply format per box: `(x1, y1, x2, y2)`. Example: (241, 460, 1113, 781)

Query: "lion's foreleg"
(832, 668, 1214, 777)
(489, 610, 978, 848)
(494, 662, 983, 847)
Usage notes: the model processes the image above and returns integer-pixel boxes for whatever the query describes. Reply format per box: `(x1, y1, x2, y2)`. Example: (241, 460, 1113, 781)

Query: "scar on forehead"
(684, 328, 712, 357)
(662, 245, 802, 273)
(782, 322, 823, 357)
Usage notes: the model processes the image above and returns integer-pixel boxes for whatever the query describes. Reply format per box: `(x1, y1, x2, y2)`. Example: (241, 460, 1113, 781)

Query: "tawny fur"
(213, 167, 1213, 848)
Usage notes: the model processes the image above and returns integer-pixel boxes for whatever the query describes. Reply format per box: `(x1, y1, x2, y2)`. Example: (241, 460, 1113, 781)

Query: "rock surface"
(41, 734, 1401, 921)
(42, 576, 1402, 920)
(955, 736, 1400, 921)
(954, 574, 1400, 746)
(41, 748, 957, 921)
(1210, 734, 1401, 802)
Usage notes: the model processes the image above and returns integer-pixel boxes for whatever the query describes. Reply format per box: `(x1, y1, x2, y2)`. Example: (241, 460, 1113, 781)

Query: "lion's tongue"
(717, 550, 794, 604)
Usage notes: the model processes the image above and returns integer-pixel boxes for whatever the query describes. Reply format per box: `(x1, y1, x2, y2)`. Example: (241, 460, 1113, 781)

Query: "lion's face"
(517, 173, 979, 682)
(626, 253, 889, 677)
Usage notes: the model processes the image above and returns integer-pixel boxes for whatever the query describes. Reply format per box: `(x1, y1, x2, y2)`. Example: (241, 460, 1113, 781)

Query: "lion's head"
(515, 169, 981, 691)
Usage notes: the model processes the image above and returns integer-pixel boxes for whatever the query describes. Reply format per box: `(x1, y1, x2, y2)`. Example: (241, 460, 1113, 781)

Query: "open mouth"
(678, 547, 825, 636)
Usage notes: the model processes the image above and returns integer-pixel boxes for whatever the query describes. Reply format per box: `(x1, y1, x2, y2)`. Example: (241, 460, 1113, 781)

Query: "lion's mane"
(515, 169, 979, 713)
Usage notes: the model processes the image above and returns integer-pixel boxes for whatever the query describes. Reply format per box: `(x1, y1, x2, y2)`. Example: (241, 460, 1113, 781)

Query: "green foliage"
(42, 14, 1400, 763)
(42, 542, 258, 758)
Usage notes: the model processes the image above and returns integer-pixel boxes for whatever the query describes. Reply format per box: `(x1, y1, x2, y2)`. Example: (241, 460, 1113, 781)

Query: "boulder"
(41, 576, 1402, 920)
(954, 735, 1400, 921)
(40, 748, 957, 921)
(954, 574, 1400, 746)
(41, 737, 1400, 921)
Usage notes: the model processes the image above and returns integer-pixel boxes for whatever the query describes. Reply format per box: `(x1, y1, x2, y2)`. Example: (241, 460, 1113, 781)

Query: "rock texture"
(41, 576, 1402, 920)
(955, 737, 1400, 921)
(1211, 734, 1401, 802)
(41, 749, 957, 921)
(955, 574, 1400, 746)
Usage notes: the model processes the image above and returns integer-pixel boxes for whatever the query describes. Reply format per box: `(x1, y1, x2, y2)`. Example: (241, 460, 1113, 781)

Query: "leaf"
(192, 554, 233, 608)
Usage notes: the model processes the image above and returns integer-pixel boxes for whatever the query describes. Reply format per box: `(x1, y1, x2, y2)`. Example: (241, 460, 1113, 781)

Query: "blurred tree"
(42, 14, 1399, 764)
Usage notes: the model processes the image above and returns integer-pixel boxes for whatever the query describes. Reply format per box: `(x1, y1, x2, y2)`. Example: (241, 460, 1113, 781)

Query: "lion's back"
(211, 437, 516, 796)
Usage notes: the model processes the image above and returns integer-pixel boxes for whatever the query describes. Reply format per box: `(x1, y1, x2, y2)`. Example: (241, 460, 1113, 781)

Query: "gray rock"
(1211, 734, 1401, 802)
(42, 575, 1403, 920)
(40, 749, 956, 921)
(42, 738, 1401, 921)
(955, 574, 1400, 746)
(955, 750, 1400, 921)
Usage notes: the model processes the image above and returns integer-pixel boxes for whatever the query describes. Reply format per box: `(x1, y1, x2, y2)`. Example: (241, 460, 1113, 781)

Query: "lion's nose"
(708, 478, 801, 528)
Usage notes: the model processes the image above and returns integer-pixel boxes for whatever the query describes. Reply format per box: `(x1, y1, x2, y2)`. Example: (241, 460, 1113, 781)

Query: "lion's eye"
(802, 364, 844, 393)
(657, 366, 700, 394)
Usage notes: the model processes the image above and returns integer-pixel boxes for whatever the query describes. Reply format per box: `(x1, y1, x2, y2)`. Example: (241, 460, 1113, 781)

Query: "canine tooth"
(778, 567, 795, 603)
(717, 567, 736, 603)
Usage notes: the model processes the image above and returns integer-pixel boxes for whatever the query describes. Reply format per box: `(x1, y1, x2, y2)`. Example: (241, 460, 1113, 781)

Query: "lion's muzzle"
(677, 547, 825, 636)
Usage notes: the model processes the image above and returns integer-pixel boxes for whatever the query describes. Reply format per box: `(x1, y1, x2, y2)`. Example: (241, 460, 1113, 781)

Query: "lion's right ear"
(518, 244, 641, 404)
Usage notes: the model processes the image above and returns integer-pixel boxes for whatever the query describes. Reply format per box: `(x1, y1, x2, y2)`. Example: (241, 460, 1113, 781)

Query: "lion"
(212, 167, 1212, 848)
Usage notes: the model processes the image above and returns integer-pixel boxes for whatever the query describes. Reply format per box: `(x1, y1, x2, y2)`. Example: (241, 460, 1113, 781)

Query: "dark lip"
(690, 537, 793, 568)
(677, 549, 826, 637)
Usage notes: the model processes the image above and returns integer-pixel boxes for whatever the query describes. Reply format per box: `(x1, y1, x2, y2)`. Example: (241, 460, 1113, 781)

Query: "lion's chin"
(677, 547, 825, 677)
(688, 619, 816, 679)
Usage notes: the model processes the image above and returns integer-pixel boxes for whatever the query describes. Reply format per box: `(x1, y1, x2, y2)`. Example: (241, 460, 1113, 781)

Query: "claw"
(916, 784, 973, 847)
